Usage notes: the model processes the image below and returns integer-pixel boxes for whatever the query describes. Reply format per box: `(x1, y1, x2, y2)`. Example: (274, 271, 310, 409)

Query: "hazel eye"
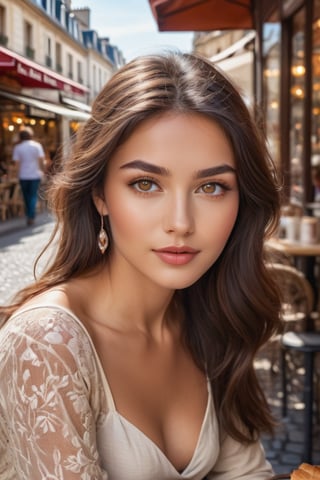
(130, 178, 159, 193)
(137, 180, 153, 191)
(197, 182, 225, 195)
(202, 183, 217, 194)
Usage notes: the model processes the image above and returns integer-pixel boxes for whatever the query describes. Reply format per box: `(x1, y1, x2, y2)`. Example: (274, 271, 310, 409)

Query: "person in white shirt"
(12, 127, 45, 226)
(0, 52, 282, 479)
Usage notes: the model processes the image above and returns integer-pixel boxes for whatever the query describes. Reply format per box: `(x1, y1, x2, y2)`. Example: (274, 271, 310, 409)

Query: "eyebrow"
(120, 160, 169, 176)
(195, 164, 236, 179)
(120, 160, 236, 178)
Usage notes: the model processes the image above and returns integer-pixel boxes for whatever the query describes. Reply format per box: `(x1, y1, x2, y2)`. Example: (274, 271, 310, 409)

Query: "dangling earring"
(98, 214, 108, 254)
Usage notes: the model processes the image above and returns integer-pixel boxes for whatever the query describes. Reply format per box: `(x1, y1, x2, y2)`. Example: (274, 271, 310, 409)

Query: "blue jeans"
(19, 179, 41, 220)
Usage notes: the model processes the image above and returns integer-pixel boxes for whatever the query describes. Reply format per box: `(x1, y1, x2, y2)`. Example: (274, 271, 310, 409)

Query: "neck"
(80, 263, 181, 339)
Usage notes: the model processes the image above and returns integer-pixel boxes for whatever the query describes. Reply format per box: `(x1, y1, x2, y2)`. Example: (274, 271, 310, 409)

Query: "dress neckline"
(10, 303, 213, 475)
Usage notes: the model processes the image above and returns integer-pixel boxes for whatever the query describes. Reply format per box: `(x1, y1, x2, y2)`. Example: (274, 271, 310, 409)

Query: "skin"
(31, 112, 239, 472)
(99, 113, 239, 293)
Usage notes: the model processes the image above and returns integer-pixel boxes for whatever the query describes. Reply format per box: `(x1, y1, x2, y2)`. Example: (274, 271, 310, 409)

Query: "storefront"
(0, 45, 90, 178)
(0, 89, 90, 175)
(259, 0, 320, 209)
(149, 0, 320, 210)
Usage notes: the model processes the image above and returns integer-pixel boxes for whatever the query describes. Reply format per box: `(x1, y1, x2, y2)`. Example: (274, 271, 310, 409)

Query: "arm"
(207, 433, 273, 480)
(0, 309, 108, 479)
(38, 155, 46, 174)
(11, 146, 20, 175)
(37, 142, 46, 174)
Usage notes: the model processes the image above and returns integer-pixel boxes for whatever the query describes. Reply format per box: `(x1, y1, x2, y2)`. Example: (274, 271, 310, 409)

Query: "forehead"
(109, 112, 235, 171)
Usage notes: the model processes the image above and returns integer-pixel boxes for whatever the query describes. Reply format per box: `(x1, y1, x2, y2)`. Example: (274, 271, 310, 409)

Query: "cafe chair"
(266, 263, 314, 372)
(281, 331, 320, 463)
(268, 263, 314, 322)
(7, 183, 24, 217)
(0, 185, 10, 221)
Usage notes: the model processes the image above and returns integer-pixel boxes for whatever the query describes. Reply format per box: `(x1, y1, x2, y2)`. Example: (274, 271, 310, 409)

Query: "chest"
(90, 323, 209, 473)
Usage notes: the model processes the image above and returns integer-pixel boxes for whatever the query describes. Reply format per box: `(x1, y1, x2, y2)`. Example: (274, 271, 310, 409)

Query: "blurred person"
(0, 159, 7, 181)
(0, 52, 281, 479)
(12, 126, 45, 226)
(312, 164, 320, 202)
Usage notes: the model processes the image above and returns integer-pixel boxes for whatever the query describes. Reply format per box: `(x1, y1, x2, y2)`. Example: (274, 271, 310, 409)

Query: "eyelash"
(129, 176, 160, 195)
(196, 181, 231, 196)
(129, 177, 232, 197)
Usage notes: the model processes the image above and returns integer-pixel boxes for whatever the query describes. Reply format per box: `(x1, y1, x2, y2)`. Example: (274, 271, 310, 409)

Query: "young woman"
(0, 52, 281, 479)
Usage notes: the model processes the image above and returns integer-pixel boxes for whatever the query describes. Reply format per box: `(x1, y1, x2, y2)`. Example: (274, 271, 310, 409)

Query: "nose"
(163, 191, 195, 236)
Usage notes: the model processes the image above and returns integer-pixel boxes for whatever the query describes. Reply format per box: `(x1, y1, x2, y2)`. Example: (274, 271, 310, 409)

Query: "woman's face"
(97, 112, 239, 290)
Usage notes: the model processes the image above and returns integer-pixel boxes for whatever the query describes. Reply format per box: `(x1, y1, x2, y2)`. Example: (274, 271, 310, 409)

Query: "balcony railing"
(45, 55, 52, 67)
(0, 33, 8, 46)
(25, 46, 35, 59)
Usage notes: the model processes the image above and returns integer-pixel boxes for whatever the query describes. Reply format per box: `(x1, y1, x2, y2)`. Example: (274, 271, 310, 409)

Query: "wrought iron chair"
(267, 264, 320, 463)
(266, 263, 314, 372)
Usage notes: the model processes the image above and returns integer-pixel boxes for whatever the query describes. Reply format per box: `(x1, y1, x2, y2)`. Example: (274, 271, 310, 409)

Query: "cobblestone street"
(0, 215, 319, 474)
(0, 212, 55, 304)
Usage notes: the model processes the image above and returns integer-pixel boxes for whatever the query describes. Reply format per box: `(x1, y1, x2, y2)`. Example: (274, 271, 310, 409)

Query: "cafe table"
(265, 237, 320, 329)
(266, 237, 320, 257)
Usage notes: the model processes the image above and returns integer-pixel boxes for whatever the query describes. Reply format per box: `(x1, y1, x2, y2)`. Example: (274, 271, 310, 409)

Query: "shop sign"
(17, 61, 62, 90)
(27, 106, 56, 119)
(0, 46, 86, 95)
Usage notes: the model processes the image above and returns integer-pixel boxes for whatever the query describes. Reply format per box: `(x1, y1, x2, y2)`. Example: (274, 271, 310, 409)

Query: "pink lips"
(153, 246, 199, 265)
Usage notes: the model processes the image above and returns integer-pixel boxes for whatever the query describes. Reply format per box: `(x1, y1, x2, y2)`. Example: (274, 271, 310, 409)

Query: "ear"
(92, 192, 108, 216)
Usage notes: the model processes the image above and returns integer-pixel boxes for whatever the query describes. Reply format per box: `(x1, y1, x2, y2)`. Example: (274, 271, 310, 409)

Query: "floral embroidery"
(0, 308, 108, 479)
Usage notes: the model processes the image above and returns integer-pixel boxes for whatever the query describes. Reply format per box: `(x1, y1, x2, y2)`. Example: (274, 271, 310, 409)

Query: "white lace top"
(0, 306, 273, 479)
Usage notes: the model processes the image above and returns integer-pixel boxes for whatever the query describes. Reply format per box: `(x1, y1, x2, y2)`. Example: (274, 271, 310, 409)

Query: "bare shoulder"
(17, 281, 86, 318)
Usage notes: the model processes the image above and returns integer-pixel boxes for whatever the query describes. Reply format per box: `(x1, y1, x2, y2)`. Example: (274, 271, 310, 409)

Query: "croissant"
(291, 463, 320, 480)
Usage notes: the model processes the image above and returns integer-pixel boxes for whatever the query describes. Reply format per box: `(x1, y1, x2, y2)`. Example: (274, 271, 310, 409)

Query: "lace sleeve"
(0, 308, 108, 480)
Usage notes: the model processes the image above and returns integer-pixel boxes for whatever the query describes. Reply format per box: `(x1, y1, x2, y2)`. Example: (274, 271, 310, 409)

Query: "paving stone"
(288, 431, 304, 442)
(281, 453, 304, 464)
(286, 443, 305, 454)
(271, 439, 284, 450)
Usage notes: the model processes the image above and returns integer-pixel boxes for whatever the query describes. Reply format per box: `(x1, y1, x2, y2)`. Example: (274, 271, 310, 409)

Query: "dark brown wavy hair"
(0, 52, 281, 443)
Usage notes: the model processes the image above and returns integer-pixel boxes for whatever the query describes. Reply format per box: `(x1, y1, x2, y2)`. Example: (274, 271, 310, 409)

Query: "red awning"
(0, 46, 88, 95)
(149, 0, 253, 31)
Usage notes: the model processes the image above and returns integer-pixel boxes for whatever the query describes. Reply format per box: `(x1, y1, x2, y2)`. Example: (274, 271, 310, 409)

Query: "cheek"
(202, 197, 239, 241)
(106, 194, 155, 239)
(206, 212, 238, 263)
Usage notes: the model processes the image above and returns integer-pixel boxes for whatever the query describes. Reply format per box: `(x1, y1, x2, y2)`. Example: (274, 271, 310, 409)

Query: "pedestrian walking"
(12, 126, 45, 226)
(0, 52, 282, 479)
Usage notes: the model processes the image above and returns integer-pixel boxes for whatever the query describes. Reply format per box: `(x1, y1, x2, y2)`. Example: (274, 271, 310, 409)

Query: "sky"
(70, 0, 194, 62)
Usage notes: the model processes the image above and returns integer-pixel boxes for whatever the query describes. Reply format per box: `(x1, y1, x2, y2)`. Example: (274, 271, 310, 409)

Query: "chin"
(158, 274, 204, 291)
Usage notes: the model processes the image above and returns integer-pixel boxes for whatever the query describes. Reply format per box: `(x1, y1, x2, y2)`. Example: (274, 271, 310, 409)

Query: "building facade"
(0, 0, 124, 171)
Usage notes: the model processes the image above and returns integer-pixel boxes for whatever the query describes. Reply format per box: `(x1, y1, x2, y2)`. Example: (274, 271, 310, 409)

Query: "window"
(67, 53, 73, 79)
(56, 42, 62, 73)
(99, 67, 102, 91)
(0, 5, 7, 46)
(24, 21, 34, 59)
(289, 7, 306, 205)
(93, 64, 96, 94)
(263, 11, 281, 169)
(77, 61, 83, 84)
(45, 36, 52, 67)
